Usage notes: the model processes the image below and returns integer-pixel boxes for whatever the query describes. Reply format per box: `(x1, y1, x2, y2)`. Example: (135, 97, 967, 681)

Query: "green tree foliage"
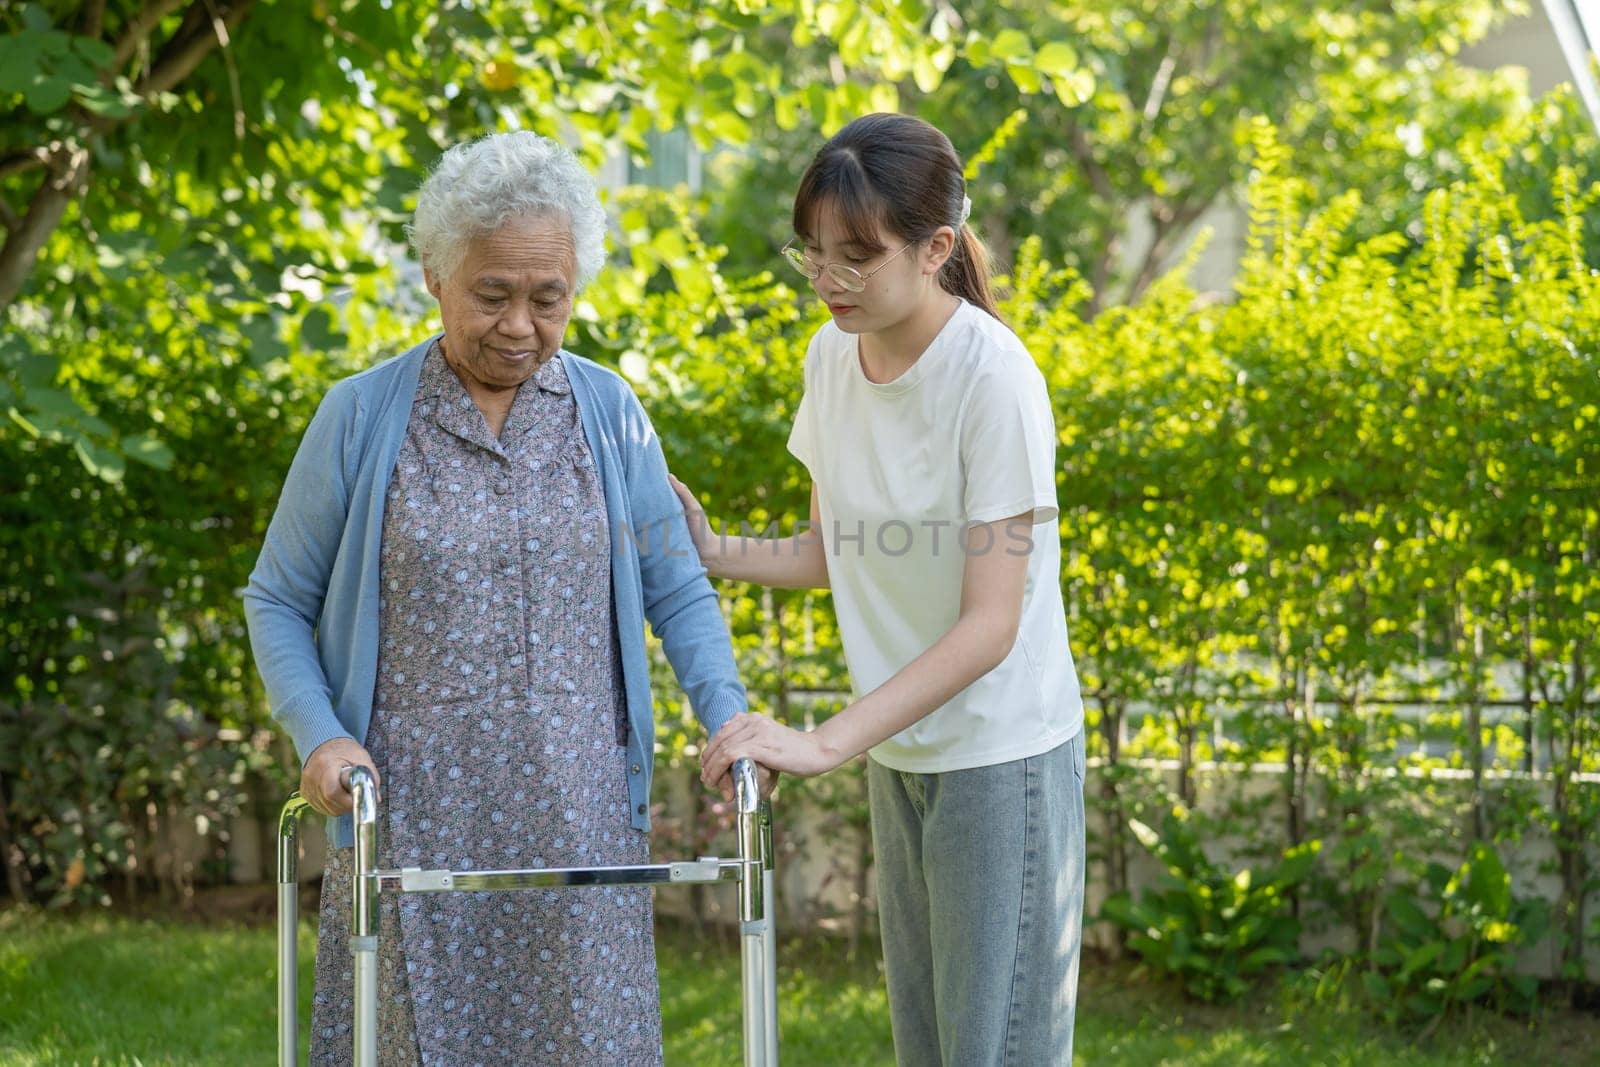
(1033, 112, 1599, 984)
(589, 102, 1600, 989)
(0, 7, 1594, 1007)
(0, 0, 1089, 904)
(703, 0, 1546, 312)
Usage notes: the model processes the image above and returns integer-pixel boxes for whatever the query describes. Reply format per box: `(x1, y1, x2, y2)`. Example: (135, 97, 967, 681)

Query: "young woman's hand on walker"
(701, 712, 844, 797)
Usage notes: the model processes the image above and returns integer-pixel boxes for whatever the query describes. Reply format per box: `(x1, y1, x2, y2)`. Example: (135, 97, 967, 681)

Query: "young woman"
(669, 112, 1086, 1066)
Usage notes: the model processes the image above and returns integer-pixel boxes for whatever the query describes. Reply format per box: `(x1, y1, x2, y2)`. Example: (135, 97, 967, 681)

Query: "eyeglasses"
(779, 240, 914, 293)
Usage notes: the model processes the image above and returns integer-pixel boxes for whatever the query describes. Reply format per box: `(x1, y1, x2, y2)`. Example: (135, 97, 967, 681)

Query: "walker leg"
(278, 795, 314, 1067)
(304, 760, 776, 1066)
(760, 801, 778, 1062)
(348, 769, 379, 1067)
(735, 761, 778, 1065)
(741, 920, 772, 1066)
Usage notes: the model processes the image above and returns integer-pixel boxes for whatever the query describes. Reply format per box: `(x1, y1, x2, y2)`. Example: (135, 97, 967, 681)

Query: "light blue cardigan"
(243, 335, 747, 847)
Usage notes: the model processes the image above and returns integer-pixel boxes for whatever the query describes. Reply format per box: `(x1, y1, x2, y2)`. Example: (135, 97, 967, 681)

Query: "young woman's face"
(800, 208, 936, 335)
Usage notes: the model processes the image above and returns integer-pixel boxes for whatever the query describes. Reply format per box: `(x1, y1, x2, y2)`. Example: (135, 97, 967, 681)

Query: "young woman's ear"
(924, 226, 957, 275)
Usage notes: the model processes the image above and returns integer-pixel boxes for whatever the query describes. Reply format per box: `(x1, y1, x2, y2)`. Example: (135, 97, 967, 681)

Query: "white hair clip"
(960, 195, 972, 225)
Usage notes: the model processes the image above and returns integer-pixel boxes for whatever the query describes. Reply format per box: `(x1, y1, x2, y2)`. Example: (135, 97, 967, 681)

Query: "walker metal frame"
(277, 758, 778, 1066)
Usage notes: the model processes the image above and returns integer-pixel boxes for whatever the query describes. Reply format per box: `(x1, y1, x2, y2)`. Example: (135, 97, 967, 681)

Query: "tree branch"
(82, 0, 108, 39)
(0, 150, 47, 182)
(1084, 226, 1119, 319)
(319, 11, 436, 97)
(1200, 11, 1222, 72)
(1141, 44, 1177, 127)
(1063, 115, 1115, 205)
(1062, 115, 1120, 316)
(201, 0, 247, 140)
(1124, 192, 1221, 304)
(111, 0, 190, 71)
(134, 0, 255, 100)
(0, 195, 19, 232)
(0, 0, 257, 310)
(0, 145, 93, 310)
(170, 0, 213, 47)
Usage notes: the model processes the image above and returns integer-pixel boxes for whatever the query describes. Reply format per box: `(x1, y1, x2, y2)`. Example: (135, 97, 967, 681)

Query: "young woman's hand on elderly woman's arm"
(668, 476, 829, 591)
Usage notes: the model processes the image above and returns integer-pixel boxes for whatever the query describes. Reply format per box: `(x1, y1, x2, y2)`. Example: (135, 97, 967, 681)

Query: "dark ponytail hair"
(792, 113, 1001, 320)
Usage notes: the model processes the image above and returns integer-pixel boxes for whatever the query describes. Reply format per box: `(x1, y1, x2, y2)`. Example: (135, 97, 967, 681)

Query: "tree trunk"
(1552, 724, 1580, 983)
(1177, 716, 1196, 809)
(769, 591, 791, 725)
(121, 801, 140, 903)
(1173, 651, 1200, 808)
(687, 766, 708, 939)
(0, 0, 257, 312)
(1555, 640, 1590, 984)
(0, 769, 32, 904)
(0, 148, 91, 311)
(1098, 694, 1128, 953)
(1467, 620, 1486, 843)
(1521, 591, 1536, 775)
(1336, 686, 1374, 943)
(1284, 662, 1310, 919)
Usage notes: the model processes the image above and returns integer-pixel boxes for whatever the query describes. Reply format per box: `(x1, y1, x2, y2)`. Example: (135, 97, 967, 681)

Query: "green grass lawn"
(0, 907, 1594, 1065)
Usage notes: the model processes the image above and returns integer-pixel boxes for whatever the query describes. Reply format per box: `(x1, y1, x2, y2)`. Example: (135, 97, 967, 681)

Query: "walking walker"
(276, 758, 779, 1066)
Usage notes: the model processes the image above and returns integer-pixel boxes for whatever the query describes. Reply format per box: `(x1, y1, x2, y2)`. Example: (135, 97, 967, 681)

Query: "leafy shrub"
(1363, 842, 1546, 1025)
(1101, 806, 1320, 1002)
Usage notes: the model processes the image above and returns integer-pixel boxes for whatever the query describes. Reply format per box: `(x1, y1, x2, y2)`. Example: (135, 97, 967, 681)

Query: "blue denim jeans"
(868, 731, 1086, 1066)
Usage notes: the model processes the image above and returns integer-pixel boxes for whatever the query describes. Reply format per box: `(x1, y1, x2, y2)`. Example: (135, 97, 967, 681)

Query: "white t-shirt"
(787, 299, 1084, 772)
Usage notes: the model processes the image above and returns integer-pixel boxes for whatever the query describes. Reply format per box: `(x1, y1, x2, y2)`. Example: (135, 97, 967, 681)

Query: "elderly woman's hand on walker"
(300, 737, 381, 817)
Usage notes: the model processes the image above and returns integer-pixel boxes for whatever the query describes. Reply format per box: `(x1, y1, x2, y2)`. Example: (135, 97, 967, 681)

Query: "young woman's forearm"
(809, 608, 1013, 764)
(697, 598, 1020, 791)
(701, 531, 830, 589)
(805, 512, 1034, 766)
(670, 479, 830, 590)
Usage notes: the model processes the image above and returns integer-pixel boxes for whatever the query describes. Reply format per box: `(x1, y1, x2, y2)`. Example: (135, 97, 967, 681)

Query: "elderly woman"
(244, 131, 750, 1064)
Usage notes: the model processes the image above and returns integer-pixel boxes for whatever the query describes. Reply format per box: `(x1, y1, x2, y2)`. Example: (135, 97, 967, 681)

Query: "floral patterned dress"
(310, 345, 663, 1065)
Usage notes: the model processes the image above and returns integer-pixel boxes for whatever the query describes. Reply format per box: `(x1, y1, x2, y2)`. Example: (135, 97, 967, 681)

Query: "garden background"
(2, 0, 1598, 1063)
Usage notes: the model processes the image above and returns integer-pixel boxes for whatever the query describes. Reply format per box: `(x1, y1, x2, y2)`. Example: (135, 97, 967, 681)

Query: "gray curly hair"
(407, 131, 607, 289)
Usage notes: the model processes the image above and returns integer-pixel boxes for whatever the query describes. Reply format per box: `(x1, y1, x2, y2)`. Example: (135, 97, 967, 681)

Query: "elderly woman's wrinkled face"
(424, 216, 576, 394)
